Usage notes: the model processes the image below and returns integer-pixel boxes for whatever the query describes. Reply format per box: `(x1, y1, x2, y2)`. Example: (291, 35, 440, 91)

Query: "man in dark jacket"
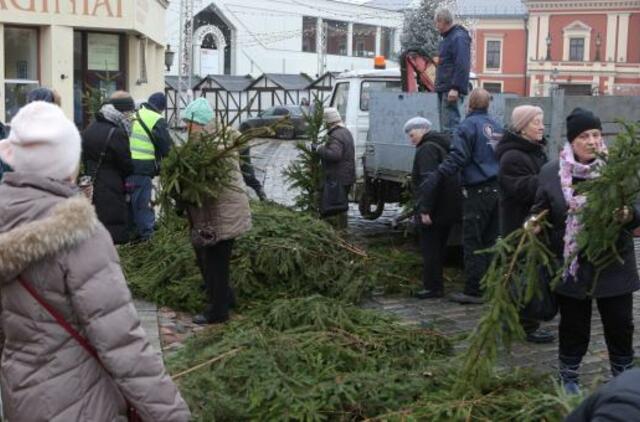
(128, 92, 173, 241)
(496, 105, 554, 344)
(406, 117, 462, 299)
(239, 148, 267, 201)
(566, 368, 640, 421)
(435, 7, 471, 134)
(316, 107, 356, 229)
(420, 88, 502, 304)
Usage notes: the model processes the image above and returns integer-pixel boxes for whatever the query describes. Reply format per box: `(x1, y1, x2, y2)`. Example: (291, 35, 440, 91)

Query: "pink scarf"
(558, 142, 606, 279)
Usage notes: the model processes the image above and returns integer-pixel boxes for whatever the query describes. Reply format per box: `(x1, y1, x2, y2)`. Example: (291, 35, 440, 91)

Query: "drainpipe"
(524, 14, 529, 96)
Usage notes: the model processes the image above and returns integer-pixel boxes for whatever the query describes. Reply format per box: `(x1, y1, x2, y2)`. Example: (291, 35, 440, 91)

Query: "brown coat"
(186, 124, 252, 245)
(0, 172, 190, 421)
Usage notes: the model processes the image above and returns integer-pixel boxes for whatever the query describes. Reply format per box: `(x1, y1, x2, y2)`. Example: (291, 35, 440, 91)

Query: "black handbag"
(518, 267, 558, 322)
(319, 179, 349, 217)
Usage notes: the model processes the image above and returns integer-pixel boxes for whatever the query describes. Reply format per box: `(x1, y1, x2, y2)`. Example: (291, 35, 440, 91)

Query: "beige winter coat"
(0, 172, 190, 421)
(186, 124, 252, 245)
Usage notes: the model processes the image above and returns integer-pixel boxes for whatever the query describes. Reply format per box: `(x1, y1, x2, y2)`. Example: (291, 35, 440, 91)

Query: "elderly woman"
(82, 91, 135, 244)
(0, 101, 190, 420)
(529, 108, 640, 394)
(496, 105, 555, 345)
(405, 116, 461, 299)
(181, 98, 252, 325)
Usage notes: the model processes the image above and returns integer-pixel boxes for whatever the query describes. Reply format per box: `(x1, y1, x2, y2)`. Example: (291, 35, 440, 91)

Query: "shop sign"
(0, 0, 124, 18)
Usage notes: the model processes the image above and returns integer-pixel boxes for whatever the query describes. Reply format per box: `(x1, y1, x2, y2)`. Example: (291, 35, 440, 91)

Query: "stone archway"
(193, 25, 227, 76)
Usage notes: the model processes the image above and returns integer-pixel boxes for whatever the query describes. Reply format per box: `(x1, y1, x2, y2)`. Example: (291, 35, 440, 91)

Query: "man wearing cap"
(420, 88, 503, 305)
(128, 92, 173, 241)
(316, 108, 356, 229)
(405, 116, 462, 299)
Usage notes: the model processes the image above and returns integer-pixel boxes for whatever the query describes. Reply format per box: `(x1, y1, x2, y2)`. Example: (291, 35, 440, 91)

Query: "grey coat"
(0, 172, 190, 421)
(531, 160, 640, 299)
(317, 125, 356, 186)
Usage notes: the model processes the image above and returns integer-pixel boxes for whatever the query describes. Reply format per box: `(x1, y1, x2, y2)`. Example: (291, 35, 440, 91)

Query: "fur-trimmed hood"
(0, 196, 99, 281)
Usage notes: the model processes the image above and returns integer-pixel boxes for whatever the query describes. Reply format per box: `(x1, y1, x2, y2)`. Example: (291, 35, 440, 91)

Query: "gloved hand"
(523, 215, 542, 234)
(613, 206, 633, 225)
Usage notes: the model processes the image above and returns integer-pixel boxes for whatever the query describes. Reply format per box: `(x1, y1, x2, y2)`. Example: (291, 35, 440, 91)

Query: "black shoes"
(416, 289, 444, 299)
(525, 328, 555, 344)
(192, 314, 229, 325)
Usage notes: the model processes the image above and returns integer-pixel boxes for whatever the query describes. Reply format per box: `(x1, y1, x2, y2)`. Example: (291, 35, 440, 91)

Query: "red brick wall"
(628, 14, 640, 63)
(548, 14, 608, 61)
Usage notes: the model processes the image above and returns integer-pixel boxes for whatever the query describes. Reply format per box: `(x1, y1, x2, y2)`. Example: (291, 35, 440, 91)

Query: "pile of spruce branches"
(119, 202, 378, 312)
(168, 295, 569, 421)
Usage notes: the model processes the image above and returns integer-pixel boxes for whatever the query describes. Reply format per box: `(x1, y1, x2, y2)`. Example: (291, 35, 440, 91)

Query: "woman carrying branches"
(180, 98, 252, 325)
(528, 108, 640, 394)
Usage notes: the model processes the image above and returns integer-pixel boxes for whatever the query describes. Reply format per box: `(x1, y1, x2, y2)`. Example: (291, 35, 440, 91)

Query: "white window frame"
(563, 21, 591, 62)
(483, 35, 503, 73)
(482, 81, 504, 93)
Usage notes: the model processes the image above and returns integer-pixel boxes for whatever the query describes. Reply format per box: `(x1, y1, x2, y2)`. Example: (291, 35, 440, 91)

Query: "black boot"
(610, 355, 635, 377)
(559, 355, 582, 395)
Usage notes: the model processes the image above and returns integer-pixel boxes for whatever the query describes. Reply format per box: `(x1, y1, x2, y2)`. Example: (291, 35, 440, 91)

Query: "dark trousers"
(558, 293, 634, 360)
(194, 239, 235, 321)
(419, 224, 452, 292)
(438, 93, 464, 134)
(462, 182, 500, 296)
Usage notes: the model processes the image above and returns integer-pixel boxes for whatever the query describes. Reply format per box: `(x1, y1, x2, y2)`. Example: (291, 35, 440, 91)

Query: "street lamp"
(545, 34, 552, 61)
(165, 44, 175, 71)
(550, 67, 559, 94)
(595, 33, 602, 62)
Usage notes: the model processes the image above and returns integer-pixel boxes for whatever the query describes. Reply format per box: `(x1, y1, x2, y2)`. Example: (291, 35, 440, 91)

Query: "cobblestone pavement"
(143, 138, 640, 387)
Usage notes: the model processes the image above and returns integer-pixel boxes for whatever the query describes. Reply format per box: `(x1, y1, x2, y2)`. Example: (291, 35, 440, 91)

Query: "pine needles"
(457, 212, 556, 391)
(575, 122, 640, 274)
(283, 97, 325, 214)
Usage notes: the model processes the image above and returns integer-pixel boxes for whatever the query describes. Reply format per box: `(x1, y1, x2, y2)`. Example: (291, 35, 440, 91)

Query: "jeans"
(127, 175, 155, 241)
(438, 93, 464, 134)
(462, 181, 500, 296)
(558, 293, 634, 360)
(419, 224, 452, 292)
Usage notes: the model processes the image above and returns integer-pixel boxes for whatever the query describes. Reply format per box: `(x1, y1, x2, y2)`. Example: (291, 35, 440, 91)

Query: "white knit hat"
(403, 116, 432, 134)
(323, 107, 342, 124)
(0, 101, 81, 180)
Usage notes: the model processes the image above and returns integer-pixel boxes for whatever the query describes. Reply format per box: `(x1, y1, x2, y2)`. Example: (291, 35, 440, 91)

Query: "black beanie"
(566, 107, 602, 143)
(109, 96, 135, 113)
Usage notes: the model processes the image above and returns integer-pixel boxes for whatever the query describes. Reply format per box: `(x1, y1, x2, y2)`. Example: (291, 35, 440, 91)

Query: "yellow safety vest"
(130, 107, 162, 161)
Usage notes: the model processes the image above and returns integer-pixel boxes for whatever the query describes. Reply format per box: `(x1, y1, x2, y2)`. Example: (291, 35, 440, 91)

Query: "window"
(569, 38, 585, 61)
(483, 82, 502, 93)
(325, 20, 348, 56)
(360, 80, 402, 111)
(4, 27, 39, 122)
(485, 40, 501, 70)
(353, 24, 376, 57)
(330, 82, 350, 120)
(381, 27, 395, 59)
(302, 17, 317, 53)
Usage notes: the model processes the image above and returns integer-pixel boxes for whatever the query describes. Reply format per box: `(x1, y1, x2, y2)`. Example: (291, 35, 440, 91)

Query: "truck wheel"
(358, 192, 384, 220)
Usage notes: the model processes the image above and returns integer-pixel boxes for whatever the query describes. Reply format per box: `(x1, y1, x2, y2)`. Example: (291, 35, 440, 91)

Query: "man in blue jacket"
(434, 7, 471, 134)
(420, 88, 502, 304)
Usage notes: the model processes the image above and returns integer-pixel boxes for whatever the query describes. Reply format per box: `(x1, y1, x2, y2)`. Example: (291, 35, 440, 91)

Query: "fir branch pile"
(119, 202, 377, 312)
(283, 97, 325, 214)
(168, 296, 568, 421)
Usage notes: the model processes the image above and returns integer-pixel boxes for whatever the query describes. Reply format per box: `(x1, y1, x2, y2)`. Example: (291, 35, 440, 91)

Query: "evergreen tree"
(400, 0, 458, 54)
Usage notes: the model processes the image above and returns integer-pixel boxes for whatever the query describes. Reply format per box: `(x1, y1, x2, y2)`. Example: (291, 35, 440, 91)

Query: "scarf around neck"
(558, 142, 606, 279)
(99, 104, 132, 136)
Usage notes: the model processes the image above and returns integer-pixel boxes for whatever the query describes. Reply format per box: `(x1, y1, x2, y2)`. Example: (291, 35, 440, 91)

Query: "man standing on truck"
(434, 7, 471, 134)
(419, 88, 502, 305)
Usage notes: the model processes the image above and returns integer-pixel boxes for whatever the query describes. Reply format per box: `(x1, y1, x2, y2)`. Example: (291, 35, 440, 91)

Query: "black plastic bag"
(320, 179, 348, 217)
(518, 267, 558, 322)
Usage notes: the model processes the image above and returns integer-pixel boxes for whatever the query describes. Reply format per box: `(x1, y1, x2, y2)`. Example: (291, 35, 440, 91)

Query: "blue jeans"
(127, 175, 155, 241)
(438, 93, 464, 134)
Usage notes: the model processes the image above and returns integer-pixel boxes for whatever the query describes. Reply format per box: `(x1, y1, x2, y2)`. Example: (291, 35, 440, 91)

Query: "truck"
(328, 53, 479, 220)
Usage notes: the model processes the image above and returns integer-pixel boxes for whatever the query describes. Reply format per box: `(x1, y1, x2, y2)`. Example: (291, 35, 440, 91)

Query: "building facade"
(165, 0, 404, 79)
(525, 0, 640, 96)
(0, 0, 169, 126)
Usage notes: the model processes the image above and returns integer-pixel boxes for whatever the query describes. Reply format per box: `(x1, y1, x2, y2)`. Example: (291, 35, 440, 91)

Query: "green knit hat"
(182, 98, 213, 125)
